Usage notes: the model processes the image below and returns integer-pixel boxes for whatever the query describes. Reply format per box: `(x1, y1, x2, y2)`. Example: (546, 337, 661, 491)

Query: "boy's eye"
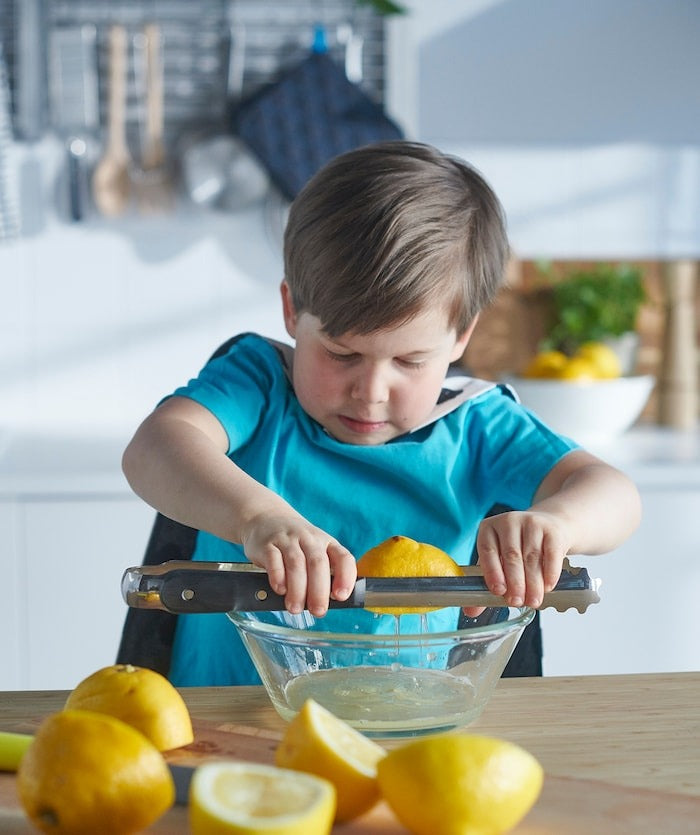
(397, 358, 427, 370)
(325, 349, 357, 363)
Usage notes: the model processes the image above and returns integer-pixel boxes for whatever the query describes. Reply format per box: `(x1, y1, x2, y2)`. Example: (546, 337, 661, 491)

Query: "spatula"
(122, 558, 601, 615)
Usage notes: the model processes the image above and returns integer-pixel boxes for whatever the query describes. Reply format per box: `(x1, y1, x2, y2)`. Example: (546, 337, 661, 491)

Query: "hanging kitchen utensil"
(230, 25, 403, 202)
(49, 25, 100, 222)
(0, 40, 19, 241)
(133, 23, 175, 214)
(92, 24, 132, 217)
(180, 22, 269, 212)
(122, 558, 601, 615)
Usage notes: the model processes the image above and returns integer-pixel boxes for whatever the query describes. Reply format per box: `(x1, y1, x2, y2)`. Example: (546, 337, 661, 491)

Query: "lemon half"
(356, 534, 463, 615)
(377, 733, 544, 835)
(65, 663, 193, 751)
(189, 761, 336, 835)
(275, 699, 386, 822)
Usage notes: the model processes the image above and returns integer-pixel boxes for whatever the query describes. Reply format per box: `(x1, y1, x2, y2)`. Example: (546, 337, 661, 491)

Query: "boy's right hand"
(240, 514, 357, 617)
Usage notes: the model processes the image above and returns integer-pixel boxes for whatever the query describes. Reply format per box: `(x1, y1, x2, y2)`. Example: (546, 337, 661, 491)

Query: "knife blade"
(122, 558, 600, 614)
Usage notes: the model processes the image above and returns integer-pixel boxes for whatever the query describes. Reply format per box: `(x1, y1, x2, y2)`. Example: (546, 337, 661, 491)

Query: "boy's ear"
(450, 315, 480, 362)
(280, 281, 297, 337)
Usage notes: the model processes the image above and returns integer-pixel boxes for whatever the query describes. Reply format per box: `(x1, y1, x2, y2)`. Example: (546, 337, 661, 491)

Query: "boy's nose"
(351, 366, 389, 404)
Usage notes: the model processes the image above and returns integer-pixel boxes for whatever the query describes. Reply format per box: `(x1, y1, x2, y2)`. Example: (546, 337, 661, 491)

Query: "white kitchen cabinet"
(541, 486, 700, 676)
(2, 497, 153, 691)
(0, 502, 22, 690)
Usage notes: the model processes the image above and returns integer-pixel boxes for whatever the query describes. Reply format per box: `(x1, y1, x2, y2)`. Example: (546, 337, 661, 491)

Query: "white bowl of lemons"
(505, 342, 655, 444)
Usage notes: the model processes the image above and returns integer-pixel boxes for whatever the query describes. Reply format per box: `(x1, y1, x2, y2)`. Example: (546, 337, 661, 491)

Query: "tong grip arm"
(121, 564, 366, 614)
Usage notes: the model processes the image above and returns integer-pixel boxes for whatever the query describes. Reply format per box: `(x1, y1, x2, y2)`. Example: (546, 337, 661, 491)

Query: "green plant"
(357, 0, 407, 14)
(537, 262, 646, 355)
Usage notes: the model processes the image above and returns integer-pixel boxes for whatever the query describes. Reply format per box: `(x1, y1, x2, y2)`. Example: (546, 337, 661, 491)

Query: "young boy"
(122, 141, 641, 686)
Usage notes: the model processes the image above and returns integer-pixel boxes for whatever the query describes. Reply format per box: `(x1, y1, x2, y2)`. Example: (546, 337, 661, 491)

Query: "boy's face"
(281, 282, 475, 445)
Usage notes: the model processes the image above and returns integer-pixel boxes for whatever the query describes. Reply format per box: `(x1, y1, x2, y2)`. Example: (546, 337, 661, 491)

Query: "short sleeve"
(463, 389, 579, 509)
(170, 335, 286, 453)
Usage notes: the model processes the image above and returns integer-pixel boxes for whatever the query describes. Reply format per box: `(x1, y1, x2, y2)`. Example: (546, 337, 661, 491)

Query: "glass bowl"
(227, 606, 534, 738)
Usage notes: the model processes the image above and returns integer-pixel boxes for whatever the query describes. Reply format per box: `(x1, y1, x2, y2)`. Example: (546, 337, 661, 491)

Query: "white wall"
(3, 0, 699, 438)
(387, 0, 700, 259)
(1, 140, 288, 443)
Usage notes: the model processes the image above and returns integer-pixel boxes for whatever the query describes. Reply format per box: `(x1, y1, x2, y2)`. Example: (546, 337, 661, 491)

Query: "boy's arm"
(122, 396, 356, 616)
(475, 449, 641, 610)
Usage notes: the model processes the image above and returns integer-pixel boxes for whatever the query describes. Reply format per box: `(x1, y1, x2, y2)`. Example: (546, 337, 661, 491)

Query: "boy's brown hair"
(283, 141, 509, 338)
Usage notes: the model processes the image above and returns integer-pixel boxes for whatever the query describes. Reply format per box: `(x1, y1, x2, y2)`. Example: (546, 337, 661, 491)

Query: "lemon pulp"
(189, 761, 335, 835)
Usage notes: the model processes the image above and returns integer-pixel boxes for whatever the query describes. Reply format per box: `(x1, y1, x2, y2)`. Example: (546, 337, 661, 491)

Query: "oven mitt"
(230, 50, 404, 201)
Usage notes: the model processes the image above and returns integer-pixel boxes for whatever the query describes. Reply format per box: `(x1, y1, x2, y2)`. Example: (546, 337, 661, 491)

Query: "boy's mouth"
(338, 415, 389, 434)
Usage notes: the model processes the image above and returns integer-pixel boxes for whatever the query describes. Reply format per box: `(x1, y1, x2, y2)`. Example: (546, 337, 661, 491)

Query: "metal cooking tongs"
(121, 558, 601, 614)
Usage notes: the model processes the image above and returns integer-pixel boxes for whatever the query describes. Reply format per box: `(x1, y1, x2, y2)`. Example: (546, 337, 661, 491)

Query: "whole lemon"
(275, 699, 386, 822)
(556, 356, 599, 381)
(377, 733, 543, 835)
(574, 342, 622, 379)
(522, 350, 568, 379)
(17, 709, 175, 835)
(356, 535, 463, 615)
(65, 663, 193, 751)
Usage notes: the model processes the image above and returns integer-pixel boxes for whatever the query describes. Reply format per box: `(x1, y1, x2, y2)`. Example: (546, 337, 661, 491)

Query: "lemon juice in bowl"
(229, 605, 533, 737)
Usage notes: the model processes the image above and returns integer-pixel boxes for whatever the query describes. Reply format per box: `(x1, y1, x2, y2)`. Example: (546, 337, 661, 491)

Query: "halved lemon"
(65, 663, 193, 751)
(356, 534, 463, 614)
(275, 698, 386, 822)
(189, 760, 336, 835)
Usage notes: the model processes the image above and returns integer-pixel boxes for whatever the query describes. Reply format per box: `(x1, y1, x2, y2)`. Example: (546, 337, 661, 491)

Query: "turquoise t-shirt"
(168, 334, 578, 686)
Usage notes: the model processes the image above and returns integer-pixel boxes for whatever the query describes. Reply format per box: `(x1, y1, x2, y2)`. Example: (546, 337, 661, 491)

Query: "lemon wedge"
(377, 733, 543, 835)
(189, 761, 335, 835)
(275, 699, 386, 822)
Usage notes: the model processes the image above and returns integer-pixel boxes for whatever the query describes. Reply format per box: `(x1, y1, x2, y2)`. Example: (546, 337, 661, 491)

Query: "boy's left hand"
(466, 509, 569, 614)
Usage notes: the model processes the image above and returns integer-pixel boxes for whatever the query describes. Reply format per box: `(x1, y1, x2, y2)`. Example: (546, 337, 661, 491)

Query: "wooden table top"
(3, 671, 699, 796)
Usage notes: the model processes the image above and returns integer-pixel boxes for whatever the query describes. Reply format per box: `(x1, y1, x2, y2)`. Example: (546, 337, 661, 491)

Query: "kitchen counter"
(1, 672, 699, 832)
(585, 423, 700, 488)
(0, 423, 698, 498)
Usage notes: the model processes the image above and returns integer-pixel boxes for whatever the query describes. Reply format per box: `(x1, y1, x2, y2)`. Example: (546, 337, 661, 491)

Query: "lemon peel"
(18, 709, 174, 835)
(377, 733, 543, 835)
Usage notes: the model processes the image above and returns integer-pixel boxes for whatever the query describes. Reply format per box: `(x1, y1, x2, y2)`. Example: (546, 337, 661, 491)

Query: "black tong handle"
(122, 566, 366, 614)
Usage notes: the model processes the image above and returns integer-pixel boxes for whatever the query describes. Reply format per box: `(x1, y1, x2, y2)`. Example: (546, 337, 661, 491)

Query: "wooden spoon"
(92, 24, 131, 216)
(134, 22, 174, 213)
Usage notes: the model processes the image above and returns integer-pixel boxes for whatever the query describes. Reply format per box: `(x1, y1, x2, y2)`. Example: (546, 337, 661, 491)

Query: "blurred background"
(1, 0, 698, 689)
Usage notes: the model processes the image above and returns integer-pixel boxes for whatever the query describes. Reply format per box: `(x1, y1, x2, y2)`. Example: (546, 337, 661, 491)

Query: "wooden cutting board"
(2, 717, 700, 833)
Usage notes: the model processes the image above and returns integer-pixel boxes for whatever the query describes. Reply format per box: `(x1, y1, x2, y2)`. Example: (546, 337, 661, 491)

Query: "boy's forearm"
(532, 459, 641, 555)
(122, 413, 293, 546)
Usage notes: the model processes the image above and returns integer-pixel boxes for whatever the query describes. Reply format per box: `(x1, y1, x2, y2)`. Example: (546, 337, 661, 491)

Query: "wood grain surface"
(2, 673, 700, 832)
